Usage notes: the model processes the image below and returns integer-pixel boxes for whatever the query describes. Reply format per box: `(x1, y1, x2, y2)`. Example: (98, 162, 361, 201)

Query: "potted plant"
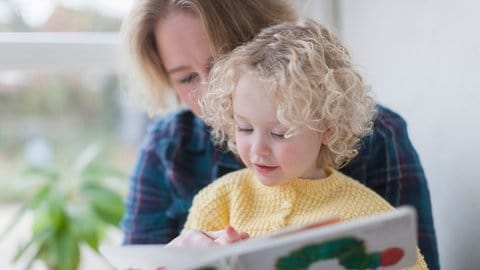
(0, 144, 127, 270)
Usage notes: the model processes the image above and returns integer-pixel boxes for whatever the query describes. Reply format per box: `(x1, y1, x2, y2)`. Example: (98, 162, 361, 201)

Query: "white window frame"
(0, 32, 119, 71)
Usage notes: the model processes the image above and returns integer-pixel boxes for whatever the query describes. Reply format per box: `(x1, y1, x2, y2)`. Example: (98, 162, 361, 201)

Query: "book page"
(100, 244, 228, 269)
(101, 207, 417, 270)
(236, 207, 417, 270)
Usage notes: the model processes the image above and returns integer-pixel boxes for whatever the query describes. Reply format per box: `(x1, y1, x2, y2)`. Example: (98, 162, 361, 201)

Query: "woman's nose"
(196, 78, 208, 96)
(189, 79, 208, 102)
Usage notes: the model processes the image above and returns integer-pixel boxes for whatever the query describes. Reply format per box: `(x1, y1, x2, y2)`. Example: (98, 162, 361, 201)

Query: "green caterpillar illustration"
(193, 237, 404, 270)
(276, 237, 404, 270)
(194, 267, 217, 270)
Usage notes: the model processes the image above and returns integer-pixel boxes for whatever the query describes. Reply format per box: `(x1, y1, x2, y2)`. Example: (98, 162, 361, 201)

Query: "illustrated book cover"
(101, 206, 418, 270)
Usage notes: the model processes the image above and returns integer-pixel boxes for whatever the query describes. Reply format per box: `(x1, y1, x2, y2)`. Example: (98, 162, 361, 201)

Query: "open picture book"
(101, 206, 418, 270)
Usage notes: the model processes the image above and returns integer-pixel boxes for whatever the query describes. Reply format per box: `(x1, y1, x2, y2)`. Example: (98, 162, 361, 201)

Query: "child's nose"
(252, 137, 271, 157)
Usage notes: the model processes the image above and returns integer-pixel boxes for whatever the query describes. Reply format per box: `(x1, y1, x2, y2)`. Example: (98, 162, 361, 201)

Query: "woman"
(120, 0, 439, 268)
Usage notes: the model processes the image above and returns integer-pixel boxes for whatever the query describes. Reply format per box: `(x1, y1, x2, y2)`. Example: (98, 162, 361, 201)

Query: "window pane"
(0, 0, 133, 32)
(0, 70, 144, 189)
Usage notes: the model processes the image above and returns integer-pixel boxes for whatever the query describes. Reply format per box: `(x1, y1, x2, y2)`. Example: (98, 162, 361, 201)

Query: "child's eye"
(271, 132, 285, 139)
(179, 73, 199, 84)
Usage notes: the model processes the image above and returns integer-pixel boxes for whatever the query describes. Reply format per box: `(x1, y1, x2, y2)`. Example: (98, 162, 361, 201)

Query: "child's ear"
(321, 128, 333, 145)
(322, 134, 328, 145)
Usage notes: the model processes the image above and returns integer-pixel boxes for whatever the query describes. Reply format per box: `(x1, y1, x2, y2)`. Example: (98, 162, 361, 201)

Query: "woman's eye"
(179, 74, 198, 84)
(237, 127, 253, 133)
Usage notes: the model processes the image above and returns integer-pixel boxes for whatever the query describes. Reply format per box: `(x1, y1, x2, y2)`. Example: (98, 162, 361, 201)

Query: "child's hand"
(211, 225, 250, 245)
(166, 226, 249, 247)
(166, 229, 217, 247)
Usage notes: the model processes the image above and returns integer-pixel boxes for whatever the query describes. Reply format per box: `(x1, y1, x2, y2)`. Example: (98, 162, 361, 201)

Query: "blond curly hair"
(201, 18, 376, 169)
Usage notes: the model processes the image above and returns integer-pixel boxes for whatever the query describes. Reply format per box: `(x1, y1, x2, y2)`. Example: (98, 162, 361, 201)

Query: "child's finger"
(226, 226, 249, 240)
(204, 229, 228, 239)
(239, 231, 250, 240)
(226, 225, 244, 241)
(167, 229, 216, 247)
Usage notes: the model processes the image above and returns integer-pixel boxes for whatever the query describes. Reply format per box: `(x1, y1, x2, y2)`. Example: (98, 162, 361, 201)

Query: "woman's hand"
(166, 226, 249, 247)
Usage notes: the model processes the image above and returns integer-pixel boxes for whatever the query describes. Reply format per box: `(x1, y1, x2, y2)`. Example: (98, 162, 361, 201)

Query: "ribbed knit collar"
(248, 167, 351, 197)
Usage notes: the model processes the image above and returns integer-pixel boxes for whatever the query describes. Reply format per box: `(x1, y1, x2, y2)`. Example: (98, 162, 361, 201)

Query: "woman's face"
(154, 11, 213, 116)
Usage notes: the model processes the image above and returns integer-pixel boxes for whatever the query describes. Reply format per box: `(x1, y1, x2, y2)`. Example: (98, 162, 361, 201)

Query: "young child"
(169, 18, 427, 269)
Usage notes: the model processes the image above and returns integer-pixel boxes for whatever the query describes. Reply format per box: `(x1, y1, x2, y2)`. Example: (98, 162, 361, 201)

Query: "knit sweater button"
(281, 200, 292, 209)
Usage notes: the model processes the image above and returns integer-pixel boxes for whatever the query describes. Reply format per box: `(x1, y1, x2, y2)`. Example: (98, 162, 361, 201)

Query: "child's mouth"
(253, 164, 278, 174)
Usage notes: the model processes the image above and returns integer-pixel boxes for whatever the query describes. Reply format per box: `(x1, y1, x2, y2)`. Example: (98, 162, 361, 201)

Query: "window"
(0, 0, 141, 198)
(1, 1, 143, 268)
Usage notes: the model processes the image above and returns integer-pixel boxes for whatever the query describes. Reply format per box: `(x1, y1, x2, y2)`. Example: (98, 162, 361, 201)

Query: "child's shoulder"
(332, 169, 371, 188)
(192, 169, 255, 206)
(333, 169, 394, 209)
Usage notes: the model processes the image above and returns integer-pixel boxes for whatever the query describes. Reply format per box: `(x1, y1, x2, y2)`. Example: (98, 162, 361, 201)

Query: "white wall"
(308, 0, 480, 268)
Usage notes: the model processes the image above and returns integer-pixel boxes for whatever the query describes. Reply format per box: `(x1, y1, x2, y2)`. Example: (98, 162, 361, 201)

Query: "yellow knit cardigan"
(184, 168, 427, 269)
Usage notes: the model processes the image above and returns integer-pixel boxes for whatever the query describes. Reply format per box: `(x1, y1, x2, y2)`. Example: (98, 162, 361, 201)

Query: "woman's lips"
(253, 164, 278, 174)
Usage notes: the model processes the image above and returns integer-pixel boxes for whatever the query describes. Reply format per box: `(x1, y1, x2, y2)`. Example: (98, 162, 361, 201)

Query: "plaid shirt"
(121, 105, 439, 269)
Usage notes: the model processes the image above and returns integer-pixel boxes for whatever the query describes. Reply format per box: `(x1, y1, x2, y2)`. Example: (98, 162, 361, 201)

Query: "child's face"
(233, 75, 326, 186)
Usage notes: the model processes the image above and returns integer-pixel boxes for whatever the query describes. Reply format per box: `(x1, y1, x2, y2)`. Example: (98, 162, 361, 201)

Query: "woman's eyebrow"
(168, 56, 212, 75)
(167, 65, 188, 75)
(233, 113, 247, 120)
(205, 57, 214, 68)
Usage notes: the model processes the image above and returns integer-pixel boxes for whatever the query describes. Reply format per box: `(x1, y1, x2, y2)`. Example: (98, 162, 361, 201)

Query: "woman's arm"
(341, 104, 439, 269)
(121, 145, 179, 244)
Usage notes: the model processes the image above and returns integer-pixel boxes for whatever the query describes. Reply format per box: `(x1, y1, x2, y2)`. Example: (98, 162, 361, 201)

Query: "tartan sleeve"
(121, 139, 179, 244)
(363, 105, 440, 269)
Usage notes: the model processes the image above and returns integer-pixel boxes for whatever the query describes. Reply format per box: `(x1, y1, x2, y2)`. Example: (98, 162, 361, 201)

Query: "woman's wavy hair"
(201, 18, 376, 169)
(121, 0, 296, 116)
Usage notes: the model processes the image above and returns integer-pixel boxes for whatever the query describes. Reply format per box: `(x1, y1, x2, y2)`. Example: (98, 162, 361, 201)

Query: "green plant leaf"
(82, 182, 125, 226)
(69, 206, 102, 250)
(29, 183, 55, 209)
(81, 165, 128, 196)
(7, 144, 128, 270)
(12, 228, 53, 263)
(33, 194, 68, 233)
(72, 143, 101, 173)
(23, 247, 43, 270)
(82, 165, 127, 180)
(0, 204, 28, 241)
(20, 166, 59, 181)
(6, 166, 58, 202)
(53, 232, 80, 270)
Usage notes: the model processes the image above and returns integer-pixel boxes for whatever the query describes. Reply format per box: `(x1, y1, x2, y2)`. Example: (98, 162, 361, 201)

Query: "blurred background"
(0, 0, 140, 181)
(0, 0, 138, 269)
(0, 0, 478, 269)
